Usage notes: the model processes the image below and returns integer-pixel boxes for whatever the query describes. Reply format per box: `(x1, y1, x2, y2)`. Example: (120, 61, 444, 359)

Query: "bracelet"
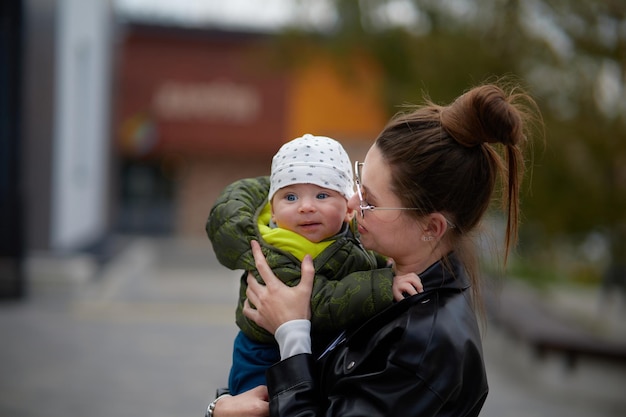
(205, 393, 231, 417)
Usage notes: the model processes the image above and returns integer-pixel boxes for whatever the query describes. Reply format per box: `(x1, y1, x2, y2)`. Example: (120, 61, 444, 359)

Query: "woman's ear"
(424, 213, 449, 240)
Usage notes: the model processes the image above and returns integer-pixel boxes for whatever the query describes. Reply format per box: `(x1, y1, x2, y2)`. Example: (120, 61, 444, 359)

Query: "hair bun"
(440, 85, 523, 147)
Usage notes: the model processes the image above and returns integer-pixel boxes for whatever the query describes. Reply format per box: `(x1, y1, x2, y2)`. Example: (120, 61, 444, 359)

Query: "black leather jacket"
(266, 254, 488, 417)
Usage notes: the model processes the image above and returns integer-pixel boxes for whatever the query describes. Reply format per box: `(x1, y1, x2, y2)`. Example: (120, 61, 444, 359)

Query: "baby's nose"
(298, 198, 317, 212)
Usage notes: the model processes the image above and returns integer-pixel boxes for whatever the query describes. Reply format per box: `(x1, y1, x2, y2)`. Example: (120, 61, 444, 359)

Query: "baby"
(206, 134, 422, 395)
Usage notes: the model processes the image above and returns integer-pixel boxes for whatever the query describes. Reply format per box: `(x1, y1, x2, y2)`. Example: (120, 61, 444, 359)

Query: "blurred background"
(1, 1, 625, 416)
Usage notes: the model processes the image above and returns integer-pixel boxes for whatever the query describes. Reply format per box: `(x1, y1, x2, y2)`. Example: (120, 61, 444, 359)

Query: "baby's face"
(271, 183, 353, 243)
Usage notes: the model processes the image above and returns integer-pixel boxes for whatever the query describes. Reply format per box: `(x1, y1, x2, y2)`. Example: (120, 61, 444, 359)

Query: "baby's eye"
(285, 194, 298, 202)
(316, 193, 329, 200)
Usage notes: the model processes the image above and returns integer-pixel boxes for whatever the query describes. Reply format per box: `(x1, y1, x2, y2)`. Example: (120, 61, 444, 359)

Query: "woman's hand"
(212, 386, 269, 417)
(243, 240, 314, 334)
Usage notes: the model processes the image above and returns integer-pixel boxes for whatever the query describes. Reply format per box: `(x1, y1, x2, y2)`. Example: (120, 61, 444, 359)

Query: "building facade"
(1, 11, 388, 297)
(1, 0, 115, 297)
(114, 23, 388, 238)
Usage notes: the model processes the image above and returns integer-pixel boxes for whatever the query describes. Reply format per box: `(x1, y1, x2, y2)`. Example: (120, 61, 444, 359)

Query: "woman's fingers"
(243, 240, 314, 333)
(245, 271, 261, 305)
(243, 296, 262, 328)
(299, 254, 315, 299)
(250, 240, 277, 287)
(212, 385, 269, 417)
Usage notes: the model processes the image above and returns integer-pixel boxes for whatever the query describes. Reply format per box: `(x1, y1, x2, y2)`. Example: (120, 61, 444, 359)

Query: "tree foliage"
(283, 0, 626, 276)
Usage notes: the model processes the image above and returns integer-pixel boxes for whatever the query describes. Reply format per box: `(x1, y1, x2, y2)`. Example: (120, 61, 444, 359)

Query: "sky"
(114, 0, 335, 31)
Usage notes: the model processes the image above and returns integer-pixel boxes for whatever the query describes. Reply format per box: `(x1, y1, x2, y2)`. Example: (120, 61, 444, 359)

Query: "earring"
(422, 235, 433, 242)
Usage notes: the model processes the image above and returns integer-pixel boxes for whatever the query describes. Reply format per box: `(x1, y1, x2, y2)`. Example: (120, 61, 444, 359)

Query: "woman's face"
(348, 144, 425, 262)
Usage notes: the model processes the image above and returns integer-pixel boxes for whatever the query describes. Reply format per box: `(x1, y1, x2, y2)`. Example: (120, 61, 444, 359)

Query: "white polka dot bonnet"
(268, 134, 354, 202)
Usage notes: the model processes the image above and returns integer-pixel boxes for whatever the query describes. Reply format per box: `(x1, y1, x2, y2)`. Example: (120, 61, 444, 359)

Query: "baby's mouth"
(300, 222, 321, 227)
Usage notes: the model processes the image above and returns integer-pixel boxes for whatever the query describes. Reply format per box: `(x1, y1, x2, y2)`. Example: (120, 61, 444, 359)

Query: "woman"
(207, 82, 540, 417)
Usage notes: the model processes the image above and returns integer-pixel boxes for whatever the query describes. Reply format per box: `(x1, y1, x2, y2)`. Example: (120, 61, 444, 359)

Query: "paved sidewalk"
(1, 237, 625, 417)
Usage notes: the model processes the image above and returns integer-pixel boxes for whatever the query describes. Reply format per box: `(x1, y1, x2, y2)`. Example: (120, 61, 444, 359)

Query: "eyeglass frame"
(353, 161, 456, 229)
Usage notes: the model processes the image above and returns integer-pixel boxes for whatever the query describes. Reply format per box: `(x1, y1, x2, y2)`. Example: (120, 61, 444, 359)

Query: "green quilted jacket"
(206, 176, 395, 349)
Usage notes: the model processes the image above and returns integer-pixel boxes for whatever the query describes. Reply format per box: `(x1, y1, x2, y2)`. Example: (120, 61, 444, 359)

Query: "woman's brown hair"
(375, 82, 541, 304)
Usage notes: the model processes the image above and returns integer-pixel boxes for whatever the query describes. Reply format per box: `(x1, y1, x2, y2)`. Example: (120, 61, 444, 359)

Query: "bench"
(484, 282, 626, 370)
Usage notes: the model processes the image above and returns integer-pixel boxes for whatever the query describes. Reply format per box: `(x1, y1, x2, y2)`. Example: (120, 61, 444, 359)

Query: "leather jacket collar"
(337, 253, 469, 352)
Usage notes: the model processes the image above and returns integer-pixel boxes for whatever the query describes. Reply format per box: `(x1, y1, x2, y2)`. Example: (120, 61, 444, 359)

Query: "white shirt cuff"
(274, 319, 312, 359)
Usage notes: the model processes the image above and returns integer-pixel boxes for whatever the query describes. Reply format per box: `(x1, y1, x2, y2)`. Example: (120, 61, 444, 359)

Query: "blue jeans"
(228, 331, 280, 395)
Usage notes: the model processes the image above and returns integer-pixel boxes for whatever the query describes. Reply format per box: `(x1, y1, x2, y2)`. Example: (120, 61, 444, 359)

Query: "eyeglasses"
(354, 161, 456, 229)
(354, 161, 420, 219)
